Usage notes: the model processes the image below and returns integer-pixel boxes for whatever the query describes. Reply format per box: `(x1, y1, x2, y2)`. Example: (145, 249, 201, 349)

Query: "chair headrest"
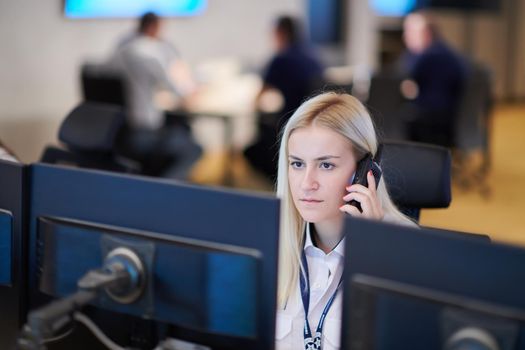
(81, 63, 127, 106)
(59, 102, 125, 152)
(81, 62, 124, 78)
(381, 140, 451, 208)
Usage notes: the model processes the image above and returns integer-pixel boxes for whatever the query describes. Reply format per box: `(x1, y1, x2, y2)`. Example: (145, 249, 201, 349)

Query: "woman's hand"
(340, 170, 384, 220)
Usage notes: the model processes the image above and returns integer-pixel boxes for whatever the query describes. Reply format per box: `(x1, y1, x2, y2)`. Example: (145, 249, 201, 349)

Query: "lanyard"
(299, 249, 343, 350)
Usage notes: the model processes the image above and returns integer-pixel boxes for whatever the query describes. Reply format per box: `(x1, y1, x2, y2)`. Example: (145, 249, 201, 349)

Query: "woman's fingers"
(339, 203, 363, 217)
(367, 170, 377, 192)
(343, 192, 376, 218)
(343, 171, 384, 220)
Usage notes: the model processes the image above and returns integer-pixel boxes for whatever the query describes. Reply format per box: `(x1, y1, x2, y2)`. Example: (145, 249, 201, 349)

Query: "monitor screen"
(27, 164, 280, 349)
(348, 274, 525, 350)
(63, 0, 207, 19)
(341, 217, 525, 350)
(370, 0, 417, 17)
(371, 0, 501, 17)
(418, 0, 502, 12)
(308, 0, 346, 45)
(0, 210, 13, 287)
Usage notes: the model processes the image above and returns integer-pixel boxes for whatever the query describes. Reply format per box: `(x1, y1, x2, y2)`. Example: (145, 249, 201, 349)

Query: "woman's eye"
(290, 161, 304, 168)
(320, 162, 335, 170)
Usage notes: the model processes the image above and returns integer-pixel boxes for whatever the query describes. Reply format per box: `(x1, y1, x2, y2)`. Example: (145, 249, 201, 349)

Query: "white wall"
(0, 0, 303, 161)
(429, 10, 509, 100)
(510, 0, 525, 99)
(346, 0, 378, 71)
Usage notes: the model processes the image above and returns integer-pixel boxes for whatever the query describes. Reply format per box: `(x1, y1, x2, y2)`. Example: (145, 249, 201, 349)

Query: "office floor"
(421, 103, 525, 247)
(190, 103, 525, 247)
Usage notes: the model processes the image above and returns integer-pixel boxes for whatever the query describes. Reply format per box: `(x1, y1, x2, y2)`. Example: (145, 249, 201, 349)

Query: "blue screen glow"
(371, 0, 416, 16)
(64, 0, 207, 18)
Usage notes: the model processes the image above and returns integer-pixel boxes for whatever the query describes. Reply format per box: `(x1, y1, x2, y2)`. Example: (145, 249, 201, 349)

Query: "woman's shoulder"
(383, 212, 419, 228)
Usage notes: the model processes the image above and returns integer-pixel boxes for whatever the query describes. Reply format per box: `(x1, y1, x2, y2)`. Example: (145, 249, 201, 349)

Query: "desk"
(169, 109, 236, 186)
(160, 73, 261, 186)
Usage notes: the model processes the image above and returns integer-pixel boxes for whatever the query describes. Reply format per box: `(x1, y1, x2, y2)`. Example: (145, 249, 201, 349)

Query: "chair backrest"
(381, 140, 452, 221)
(81, 63, 127, 107)
(366, 73, 407, 140)
(58, 102, 126, 153)
(455, 62, 493, 151)
(40, 102, 138, 173)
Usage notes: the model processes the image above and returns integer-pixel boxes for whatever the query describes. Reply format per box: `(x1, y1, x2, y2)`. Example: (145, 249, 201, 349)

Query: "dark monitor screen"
(0, 209, 13, 287)
(348, 274, 525, 350)
(341, 217, 525, 350)
(28, 164, 280, 350)
(308, 0, 346, 45)
(417, 0, 502, 12)
(371, 0, 501, 16)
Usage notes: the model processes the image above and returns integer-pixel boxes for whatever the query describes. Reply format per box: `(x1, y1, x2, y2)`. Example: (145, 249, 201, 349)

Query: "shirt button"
(313, 283, 321, 289)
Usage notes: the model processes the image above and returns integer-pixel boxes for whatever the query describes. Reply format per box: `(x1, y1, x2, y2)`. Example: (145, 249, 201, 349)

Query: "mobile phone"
(347, 152, 382, 212)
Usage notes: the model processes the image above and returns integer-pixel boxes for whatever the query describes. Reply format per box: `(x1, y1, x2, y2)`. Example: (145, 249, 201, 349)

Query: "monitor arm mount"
(17, 247, 145, 350)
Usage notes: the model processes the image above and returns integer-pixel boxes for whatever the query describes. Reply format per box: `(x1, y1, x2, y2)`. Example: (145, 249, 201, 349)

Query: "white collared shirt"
(276, 223, 345, 350)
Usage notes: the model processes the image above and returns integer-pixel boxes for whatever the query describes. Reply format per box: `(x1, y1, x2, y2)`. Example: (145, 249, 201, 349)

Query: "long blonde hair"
(275, 92, 413, 308)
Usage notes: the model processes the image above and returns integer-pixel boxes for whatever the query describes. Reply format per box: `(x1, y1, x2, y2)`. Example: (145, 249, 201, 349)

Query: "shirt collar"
(304, 223, 345, 258)
(304, 223, 315, 250)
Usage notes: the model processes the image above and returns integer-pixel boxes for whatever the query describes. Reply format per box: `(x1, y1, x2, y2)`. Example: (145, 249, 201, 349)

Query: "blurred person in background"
(399, 11, 466, 148)
(244, 15, 324, 182)
(109, 12, 202, 181)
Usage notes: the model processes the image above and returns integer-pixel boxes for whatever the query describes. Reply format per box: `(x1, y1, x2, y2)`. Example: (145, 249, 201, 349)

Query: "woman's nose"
(301, 168, 319, 191)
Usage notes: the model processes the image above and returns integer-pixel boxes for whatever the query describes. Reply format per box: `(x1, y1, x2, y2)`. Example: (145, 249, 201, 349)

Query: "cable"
(41, 324, 76, 345)
(73, 312, 128, 350)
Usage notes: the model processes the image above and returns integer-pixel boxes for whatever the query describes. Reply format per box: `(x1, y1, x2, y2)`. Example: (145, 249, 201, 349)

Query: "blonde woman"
(275, 92, 415, 350)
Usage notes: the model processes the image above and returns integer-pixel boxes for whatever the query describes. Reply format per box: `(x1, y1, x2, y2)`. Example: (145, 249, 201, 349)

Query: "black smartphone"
(347, 153, 382, 212)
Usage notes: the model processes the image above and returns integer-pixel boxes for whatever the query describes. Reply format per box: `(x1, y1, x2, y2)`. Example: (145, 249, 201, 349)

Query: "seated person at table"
(245, 15, 324, 182)
(275, 92, 415, 350)
(109, 12, 201, 180)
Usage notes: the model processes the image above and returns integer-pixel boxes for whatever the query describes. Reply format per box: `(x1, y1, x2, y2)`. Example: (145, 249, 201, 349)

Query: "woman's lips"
(300, 198, 323, 203)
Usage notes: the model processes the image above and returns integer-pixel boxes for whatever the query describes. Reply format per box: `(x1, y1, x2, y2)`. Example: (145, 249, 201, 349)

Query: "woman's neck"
(312, 218, 344, 254)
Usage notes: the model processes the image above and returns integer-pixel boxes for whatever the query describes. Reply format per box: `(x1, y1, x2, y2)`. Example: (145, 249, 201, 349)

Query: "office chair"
(81, 62, 197, 178)
(453, 62, 493, 196)
(366, 73, 408, 140)
(381, 140, 451, 222)
(81, 63, 127, 106)
(40, 102, 139, 173)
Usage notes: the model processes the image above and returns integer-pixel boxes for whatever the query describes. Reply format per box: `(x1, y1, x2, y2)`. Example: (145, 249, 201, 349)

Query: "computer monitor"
(348, 274, 525, 350)
(341, 217, 525, 350)
(0, 160, 27, 350)
(27, 163, 280, 350)
(370, 0, 416, 17)
(63, 0, 207, 19)
(421, 225, 491, 243)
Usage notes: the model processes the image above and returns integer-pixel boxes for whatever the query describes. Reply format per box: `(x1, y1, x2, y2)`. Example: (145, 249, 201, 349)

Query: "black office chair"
(40, 102, 139, 173)
(366, 73, 408, 140)
(453, 62, 493, 196)
(80, 62, 191, 177)
(81, 63, 127, 107)
(381, 140, 452, 222)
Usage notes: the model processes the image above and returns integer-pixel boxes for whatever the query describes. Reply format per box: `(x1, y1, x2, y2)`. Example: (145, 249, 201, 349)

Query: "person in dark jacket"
(400, 11, 466, 148)
(245, 15, 324, 181)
